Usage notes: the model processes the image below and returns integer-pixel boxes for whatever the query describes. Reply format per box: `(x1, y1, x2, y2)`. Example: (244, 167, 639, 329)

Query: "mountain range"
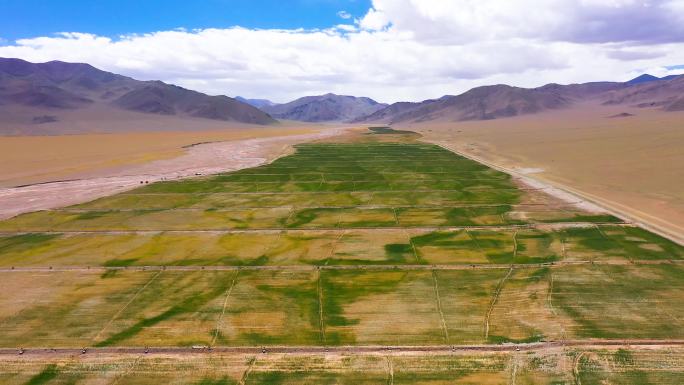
(353, 74, 684, 124)
(234, 96, 276, 109)
(260, 93, 387, 122)
(1, 57, 682, 133)
(0, 58, 276, 132)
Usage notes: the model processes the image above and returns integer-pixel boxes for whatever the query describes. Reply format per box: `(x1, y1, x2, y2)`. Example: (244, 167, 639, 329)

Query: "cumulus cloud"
(360, 0, 684, 44)
(1, 0, 683, 103)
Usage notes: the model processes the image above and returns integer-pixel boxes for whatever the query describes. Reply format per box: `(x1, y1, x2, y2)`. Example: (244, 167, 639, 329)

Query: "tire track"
(431, 270, 449, 344)
(92, 270, 162, 343)
(484, 267, 514, 340)
(211, 270, 240, 347)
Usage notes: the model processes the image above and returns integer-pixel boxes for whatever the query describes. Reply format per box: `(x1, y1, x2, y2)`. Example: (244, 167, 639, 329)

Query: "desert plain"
(408, 105, 684, 244)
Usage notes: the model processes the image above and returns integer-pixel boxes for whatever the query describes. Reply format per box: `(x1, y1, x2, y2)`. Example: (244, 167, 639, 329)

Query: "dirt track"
(1, 259, 681, 273)
(4, 340, 684, 357)
(0, 221, 632, 236)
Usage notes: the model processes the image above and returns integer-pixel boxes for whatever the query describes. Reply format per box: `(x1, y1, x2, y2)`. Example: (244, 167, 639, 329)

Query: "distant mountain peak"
(627, 74, 660, 85)
(235, 96, 276, 109)
(261, 94, 387, 122)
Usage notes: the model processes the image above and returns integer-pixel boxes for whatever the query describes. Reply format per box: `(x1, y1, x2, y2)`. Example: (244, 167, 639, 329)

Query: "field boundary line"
(239, 356, 257, 385)
(512, 231, 518, 259)
(431, 270, 449, 344)
(0, 222, 633, 235)
(386, 355, 394, 385)
(403, 229, 421, 264)
(548, 273, 556, 316)
(6, 340, 684, 356)
(211, 270, 240, 346)
(465, 229, 484, 253)
(2, 259, 683, 273)
(317, 269, 326, 344)
(110, 354, 143, 385)
(326, 230, 347, 265)
(92, 270, 162, 343)
(484, 267, 514, 340)
(573, 351, 586, 385)
(510, 354, 518, 385)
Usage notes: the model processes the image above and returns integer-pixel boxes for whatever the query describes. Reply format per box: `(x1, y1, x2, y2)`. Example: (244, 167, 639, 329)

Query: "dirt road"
(3, 340, 684, 357)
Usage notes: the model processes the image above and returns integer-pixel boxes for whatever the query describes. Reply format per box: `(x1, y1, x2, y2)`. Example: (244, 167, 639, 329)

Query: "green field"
(1, 128, 683, 383)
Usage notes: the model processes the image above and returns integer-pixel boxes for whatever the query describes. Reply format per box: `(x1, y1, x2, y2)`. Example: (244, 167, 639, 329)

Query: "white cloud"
(1, 0, 683, 103)
(337, 10, 352, 19)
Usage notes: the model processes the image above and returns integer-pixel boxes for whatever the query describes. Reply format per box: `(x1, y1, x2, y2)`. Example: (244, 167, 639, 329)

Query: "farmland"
(1, 127, 684, 383)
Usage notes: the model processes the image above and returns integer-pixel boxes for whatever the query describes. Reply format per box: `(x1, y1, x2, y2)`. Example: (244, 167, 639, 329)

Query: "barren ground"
(404, 105, 684, 244)
(0, 125, 352, 219)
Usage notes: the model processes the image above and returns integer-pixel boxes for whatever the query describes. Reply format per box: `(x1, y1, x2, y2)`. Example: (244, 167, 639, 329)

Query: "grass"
(0, 127, 683, 364)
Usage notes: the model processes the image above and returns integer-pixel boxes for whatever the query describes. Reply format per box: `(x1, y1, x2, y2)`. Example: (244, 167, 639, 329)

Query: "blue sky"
(0, 0, 371, 40)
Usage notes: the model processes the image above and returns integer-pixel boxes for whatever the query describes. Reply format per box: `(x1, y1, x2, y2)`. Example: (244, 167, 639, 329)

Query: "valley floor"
(407, 106, 684, 245)
(1, 127, 683, 384)
(0, 125, 349, 219)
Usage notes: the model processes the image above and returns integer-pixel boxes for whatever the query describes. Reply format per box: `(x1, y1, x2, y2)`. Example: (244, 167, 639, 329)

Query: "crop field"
(1, 128, 684, 383)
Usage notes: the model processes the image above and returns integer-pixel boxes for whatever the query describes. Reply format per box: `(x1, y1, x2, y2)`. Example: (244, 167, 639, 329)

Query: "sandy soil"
(0, 119, 330, 188)
(404, 104, 684, 244)
(0, 126, 352, 220)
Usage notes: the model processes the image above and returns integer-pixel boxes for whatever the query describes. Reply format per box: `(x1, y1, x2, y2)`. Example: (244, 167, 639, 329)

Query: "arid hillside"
(0, 58, 277, 134)
(262, 93, 387, 122)
(358, 75, 683, 124)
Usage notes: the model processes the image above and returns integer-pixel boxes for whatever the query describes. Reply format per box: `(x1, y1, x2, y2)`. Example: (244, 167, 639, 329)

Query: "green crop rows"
(1, 128, 684, 385)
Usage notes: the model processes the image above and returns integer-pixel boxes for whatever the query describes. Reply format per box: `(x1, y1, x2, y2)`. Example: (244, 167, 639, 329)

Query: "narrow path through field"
(573, 351, 586, 385)
(239, 356, 257, 385)
(431, 270, 449, 344)
(317, 269, 326, 345)
(1, 258, 681, 273)
(0, 222, 634, 235)
(211, 270, 240, 346)
(484, 267, 514, 340)
(109, 354, 143, 385)
(5, 340, 684, 357)
(512, 231, 518, 259)
(386, 355, 394, 385)
(92, 270, 162, 343)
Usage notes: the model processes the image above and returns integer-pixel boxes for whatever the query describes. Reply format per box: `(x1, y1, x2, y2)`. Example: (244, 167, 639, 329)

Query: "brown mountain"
(0, 58, 276, 133)
(601, 76, 684, 111)
(356, 77, 682, 124)
(261, 93, 387, 122)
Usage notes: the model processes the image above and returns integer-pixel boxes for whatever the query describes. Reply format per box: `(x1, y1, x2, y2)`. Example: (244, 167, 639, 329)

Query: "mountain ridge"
(0, 57, 277, 131)
(260, 93, 387, 122)
(354, 75, 683, 124)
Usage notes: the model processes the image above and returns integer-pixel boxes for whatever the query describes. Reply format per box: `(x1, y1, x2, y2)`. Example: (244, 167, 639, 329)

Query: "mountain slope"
(235, 96, 276, 109)
(356, 84, 591, 124)
(0, 58, 276, 133)
(602, 76, 684, 111)
(627, 74, 661, 85)
(261, 93, 387, 122)
(357, 76, 683, 124)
